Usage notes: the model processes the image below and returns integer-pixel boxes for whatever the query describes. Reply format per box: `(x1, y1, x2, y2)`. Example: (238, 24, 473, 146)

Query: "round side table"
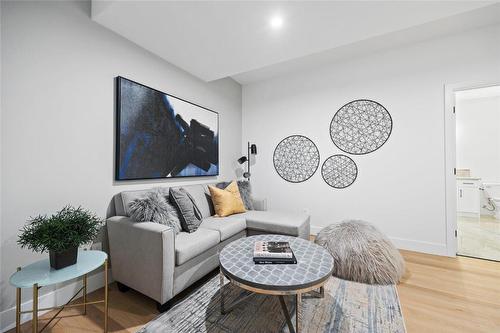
(9, 250, 109, 333)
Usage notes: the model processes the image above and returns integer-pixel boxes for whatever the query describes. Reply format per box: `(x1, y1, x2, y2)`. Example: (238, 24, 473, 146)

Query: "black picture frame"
(115, 76, 220, 181)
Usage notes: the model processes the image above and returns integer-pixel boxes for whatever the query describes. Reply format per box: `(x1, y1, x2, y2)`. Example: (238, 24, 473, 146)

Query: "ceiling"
(92, 1, 500, 84)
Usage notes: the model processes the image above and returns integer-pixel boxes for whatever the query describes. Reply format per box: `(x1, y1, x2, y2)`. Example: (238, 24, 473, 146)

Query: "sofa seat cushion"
(175, 229, 220, 265)
(199, 216, 246, 241)
(241, 210, 310, 239)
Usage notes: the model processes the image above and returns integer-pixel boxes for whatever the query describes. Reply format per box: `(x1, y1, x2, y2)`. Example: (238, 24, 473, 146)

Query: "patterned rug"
(138, 274, 406, 333)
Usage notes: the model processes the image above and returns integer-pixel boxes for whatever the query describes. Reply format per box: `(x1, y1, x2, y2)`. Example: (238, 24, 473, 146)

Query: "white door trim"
(444, 80, 500, 257)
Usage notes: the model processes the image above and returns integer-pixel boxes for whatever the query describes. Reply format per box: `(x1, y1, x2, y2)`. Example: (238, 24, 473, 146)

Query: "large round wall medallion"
(330, 99, 392, 155)
(273, 135, 320, 183)
(321, 154, 358, 189)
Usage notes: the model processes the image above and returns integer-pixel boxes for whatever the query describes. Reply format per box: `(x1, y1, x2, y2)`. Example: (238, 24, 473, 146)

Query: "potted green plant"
(18, 205, 103, 270)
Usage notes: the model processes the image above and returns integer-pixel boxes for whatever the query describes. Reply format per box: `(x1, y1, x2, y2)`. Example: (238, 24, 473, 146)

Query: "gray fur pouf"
(315, 220, 405, 285)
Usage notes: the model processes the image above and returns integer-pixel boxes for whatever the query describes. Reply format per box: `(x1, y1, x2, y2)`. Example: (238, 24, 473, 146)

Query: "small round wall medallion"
(330, 99, 392, 155)
(273, 135, 320, 183)
(321, 154, 358, 189)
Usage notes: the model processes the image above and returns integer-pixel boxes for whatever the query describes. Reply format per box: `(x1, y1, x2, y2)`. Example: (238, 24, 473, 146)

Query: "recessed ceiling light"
(270, 15, 283, 29)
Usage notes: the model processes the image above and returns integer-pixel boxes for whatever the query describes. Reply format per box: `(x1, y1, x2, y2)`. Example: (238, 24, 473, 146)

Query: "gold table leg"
(104, 259, 108, 333)
(16, 267, 21, 333)
(33, 284, 38, 333)
(83, 274, 87, 315)
(15, 257, 109, 333)
(296, 293, 302, 333)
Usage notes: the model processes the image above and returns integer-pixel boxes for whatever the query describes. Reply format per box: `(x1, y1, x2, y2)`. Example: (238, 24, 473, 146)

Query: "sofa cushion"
(169, 187, 203, 233)
(208, 182, 246, 217)
(114, 187, 168, 216)
(216, 180, 254, 210)
(199, 216, 246, 241)
(119, 189, 163, 217)
(128, 189, 182, 234)
(182, 184, 213, 218)
(175, 229, 220, 265)
(241, 210, 310, 239)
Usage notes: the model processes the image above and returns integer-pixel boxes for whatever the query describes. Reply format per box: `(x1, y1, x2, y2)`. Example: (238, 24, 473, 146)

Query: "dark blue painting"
(116, 77, 219, 180)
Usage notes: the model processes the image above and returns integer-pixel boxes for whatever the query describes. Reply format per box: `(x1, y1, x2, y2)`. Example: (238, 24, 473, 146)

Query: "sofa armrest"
(252, 197, 267, 211)
(107, 216, 175, 304)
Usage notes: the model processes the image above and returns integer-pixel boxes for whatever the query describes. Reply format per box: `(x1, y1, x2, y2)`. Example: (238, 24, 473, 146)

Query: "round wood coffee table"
(219, 235, 334, 333)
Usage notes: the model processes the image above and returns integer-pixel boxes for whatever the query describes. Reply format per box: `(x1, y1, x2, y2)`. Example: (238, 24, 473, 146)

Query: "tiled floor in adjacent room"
(457, 215, 500, 261)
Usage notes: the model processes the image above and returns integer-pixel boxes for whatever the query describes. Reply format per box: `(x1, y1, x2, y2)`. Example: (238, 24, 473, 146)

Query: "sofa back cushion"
(181, 184, 214, 218)
(113, 184, 215, 218)
(115, 189, 163, 217)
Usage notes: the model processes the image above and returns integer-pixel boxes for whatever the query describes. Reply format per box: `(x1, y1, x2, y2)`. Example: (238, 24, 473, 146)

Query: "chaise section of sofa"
(106, 183, 310, 311)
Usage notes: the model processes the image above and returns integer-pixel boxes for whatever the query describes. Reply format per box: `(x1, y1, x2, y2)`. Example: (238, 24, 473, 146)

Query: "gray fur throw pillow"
(216, 180, 254, 210)
(315, 220, 405, 285)
(128, 189, 182, 234)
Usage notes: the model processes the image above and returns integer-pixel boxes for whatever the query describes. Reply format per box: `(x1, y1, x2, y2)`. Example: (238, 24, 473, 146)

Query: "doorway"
(454, 85, 500, 261)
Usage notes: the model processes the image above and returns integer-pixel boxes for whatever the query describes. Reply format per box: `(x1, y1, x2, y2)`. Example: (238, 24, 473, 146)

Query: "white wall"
(242, 24, 500, 255)
(456, 96, 500, 182)
(0, 0, 242, 326)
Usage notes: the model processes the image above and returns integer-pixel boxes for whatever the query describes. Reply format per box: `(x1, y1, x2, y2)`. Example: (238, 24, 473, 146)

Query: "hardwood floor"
(10, 283, 159, 333)
(9, 250, 500, 333)
(397, 250, 500, 333)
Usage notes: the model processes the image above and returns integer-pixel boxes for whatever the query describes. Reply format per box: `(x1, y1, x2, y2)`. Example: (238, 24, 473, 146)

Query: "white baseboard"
(389, 237, 448, 256)
(0, 269, 112, 333)
(310, 224, 448, 256)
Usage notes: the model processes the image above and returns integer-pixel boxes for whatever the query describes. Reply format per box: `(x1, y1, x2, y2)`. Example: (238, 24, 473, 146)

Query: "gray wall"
(0, 0, 242, 315)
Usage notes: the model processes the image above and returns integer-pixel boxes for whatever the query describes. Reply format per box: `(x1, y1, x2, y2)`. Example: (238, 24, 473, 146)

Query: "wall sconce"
(238, 142, 257, 180)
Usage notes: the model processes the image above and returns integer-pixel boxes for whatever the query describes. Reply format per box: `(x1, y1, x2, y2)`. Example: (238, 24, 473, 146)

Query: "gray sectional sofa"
(106, 183, 310, 311)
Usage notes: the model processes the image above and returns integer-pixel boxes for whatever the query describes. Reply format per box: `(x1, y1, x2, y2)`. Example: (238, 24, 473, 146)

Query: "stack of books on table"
(253, 241, 297, 264)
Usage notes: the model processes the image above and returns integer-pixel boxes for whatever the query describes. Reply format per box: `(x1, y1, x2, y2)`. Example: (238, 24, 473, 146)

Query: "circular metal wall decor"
(321, 154, 358, 188)
(330, 99, 392, 155)
(273, 135, 320, 183)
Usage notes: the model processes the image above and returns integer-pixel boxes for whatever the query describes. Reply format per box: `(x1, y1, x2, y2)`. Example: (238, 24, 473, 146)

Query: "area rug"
(138, 274, 406, 333)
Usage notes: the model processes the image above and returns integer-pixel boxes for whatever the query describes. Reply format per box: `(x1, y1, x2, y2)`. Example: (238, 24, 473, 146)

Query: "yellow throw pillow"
(208, 181, 246, 217)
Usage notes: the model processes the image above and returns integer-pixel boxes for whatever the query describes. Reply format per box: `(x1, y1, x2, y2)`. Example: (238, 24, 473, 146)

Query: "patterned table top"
(219, 235, 334, 291)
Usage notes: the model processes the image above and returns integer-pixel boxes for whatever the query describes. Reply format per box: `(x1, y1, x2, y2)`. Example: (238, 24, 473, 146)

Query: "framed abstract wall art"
(115, 77, 219, 180)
